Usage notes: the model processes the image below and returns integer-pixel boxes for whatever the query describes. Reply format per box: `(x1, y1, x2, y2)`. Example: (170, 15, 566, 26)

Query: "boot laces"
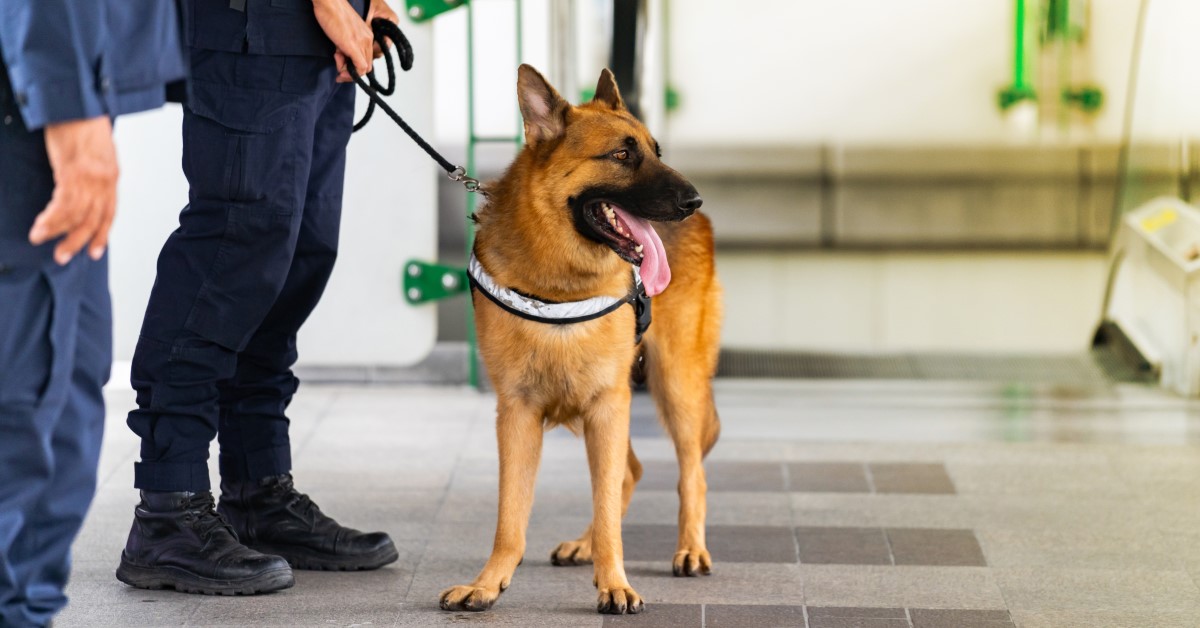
(182, 492, 235, 539)
(270, 475, 324, 526)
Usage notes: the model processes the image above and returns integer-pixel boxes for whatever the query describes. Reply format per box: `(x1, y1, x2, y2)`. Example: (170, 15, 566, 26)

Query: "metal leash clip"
(448, 166, 481, 193)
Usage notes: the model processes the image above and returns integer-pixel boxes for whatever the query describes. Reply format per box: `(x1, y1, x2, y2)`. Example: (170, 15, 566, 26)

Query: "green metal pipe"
(465, 0, 478, 389)
(1014, 0, 1028, 90)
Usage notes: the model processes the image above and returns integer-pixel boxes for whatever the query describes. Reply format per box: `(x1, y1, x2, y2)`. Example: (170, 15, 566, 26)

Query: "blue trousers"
(127, 49, 354, 492)
(0, 78, 111, 626)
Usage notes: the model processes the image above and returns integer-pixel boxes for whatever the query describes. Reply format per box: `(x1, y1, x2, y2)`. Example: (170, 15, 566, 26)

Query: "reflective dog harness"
(467, 254, 652, 344)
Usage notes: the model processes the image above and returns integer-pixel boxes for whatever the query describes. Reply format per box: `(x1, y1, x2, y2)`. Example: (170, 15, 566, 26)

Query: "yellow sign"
(1142, 208, 1178, 233)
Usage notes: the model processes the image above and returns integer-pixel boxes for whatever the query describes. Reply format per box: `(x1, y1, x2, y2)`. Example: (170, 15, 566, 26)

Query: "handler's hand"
(314, 0, 374, 83)
(28, 117, 119, 265)
(367, 0, 400, 59)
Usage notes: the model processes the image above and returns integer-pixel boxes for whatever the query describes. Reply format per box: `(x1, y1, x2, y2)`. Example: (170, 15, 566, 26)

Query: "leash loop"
(351, 18, 482, 193)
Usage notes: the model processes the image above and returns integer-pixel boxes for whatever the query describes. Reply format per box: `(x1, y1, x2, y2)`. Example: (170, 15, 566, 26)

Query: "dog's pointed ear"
(517, 64, 569, 145)
(592, 68, 625, 111)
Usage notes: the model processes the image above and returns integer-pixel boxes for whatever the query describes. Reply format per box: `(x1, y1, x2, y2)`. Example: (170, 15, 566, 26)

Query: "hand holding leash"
(350, 18, 481, 193)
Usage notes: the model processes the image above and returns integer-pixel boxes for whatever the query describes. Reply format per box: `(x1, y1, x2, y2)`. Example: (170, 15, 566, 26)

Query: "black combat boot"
(116, 491, 294, 595)
(218, 473, 398, 571)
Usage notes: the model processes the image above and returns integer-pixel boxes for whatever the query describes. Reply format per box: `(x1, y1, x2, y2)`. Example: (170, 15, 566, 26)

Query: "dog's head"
(514, 64, 701, 296)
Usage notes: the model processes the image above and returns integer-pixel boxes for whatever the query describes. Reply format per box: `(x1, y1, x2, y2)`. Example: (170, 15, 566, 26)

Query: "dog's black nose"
(679, 194, 703, 213)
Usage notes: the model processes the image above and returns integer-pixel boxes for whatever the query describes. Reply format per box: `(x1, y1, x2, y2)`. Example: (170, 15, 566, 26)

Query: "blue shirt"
(0, 0, 187, 267)
(0, 0, 188, 131)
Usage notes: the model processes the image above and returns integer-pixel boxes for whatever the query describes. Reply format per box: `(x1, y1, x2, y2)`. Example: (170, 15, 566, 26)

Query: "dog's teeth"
(635, 244, 644, 253)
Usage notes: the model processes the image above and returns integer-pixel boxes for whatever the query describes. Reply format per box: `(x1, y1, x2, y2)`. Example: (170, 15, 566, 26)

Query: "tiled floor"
(54, 378, 1200, 626)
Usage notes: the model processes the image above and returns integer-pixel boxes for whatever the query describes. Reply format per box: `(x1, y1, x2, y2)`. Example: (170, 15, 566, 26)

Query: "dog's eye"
(612, 150, 629, 161)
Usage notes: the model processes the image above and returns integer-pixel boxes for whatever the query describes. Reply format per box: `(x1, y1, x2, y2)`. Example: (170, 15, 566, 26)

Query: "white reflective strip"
(468, 254, 630, 320)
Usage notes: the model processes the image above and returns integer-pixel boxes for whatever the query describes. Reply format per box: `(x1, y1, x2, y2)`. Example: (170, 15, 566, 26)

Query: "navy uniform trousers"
(127, 48, 354, 492)
(0, 73, 111, 627)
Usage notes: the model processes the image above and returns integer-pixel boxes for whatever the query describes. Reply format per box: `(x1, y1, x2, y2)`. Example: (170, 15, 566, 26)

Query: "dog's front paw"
(439, 584, 500, 612)
(551, 538, 593, 566)
(596, 586, 645, 615)
(672, 547, 713, 577)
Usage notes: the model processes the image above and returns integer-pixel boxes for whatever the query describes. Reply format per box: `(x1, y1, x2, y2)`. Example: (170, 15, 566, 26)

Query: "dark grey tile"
(706, 604, 806, 628)
(797, 527, 891, 565)
(808, 607, 907, 619)
(621, 525, 797, 564)
(887, 528, 986, 567)
(709, 525, 799, 564)
(602, 603, 701, 627)
(808, 606, 910, 628)
(638, 461, 785, 492)
(788, 463, 871, 493)
(910, 608, 1014, 628)
(869, 463, 956, 494)
(622, 524, 681, 562)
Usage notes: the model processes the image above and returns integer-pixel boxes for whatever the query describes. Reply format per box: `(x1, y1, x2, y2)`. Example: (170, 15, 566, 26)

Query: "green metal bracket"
(998, 85, 1037, 110)
(1063, 85, 1103, 113)
(402, 260, 468, 304)
(405, 0, 467, 23)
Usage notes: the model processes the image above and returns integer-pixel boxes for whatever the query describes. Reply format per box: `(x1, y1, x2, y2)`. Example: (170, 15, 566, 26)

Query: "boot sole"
(116, 555, 294, 595)
(247, 541, 400, 571)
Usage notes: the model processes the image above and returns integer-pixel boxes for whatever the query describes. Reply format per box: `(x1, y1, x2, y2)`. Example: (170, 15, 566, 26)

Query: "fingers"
(334, 51, 353, 83)
(53, 199, 103, 265)
(32, 188, 103, 266)
(87, 187, 117, 260)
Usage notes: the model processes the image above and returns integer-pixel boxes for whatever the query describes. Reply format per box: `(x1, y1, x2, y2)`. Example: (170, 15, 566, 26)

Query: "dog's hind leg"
(644, 291, 722, 576)
(440, 399, 544, 612)
(583, 387, 644, 614)
(551, 441, 643, 566)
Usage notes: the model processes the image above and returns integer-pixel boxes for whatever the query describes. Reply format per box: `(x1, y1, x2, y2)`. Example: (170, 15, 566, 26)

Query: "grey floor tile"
(800, 565, 1005, 609)
(976, 526, 1183, 570)
(788, 463, 871, 493)
(886, 528, 986, 567)
(790, 493, 972, 529)
(638, 461, 786, 492)
(946, 461, 1131, 497)
(807, 606, 909, 628)
(1009, 609, 1200, 628)
(797, 527, 891, 565)
(623, 563, 805, 606)
(704, 604, 806, 628)
(910, 608, 1014, 628)
(869, 463, 956, 494)
(626, 490, 795, 527)
(622, 525, 797, 564)
(601, 603, 701, 627)
(995, 567, 1200, 611)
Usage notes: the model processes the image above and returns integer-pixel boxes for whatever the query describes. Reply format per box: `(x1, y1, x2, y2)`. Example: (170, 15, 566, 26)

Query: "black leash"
(350, 18, 480, 192)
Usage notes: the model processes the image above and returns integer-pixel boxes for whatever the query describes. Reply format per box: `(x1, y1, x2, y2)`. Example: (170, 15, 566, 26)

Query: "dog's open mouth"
(585, 201, 671, 296)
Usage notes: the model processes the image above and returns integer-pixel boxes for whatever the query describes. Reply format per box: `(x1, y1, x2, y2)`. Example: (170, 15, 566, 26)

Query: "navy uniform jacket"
(0, 0, 187, 266)
(184, 0, 368, 56)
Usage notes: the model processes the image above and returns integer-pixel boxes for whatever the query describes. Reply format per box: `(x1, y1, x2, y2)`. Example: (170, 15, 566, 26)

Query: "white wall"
(110, 23, 438, 367)
(432, 0, 1146, 147)
(719, 251, 1109, 353)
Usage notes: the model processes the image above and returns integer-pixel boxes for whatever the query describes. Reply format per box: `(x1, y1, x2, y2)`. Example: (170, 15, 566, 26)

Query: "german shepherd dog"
(439, 65, 722, 615)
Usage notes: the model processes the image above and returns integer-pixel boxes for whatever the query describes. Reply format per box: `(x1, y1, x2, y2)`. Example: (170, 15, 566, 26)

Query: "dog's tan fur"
(439, 65, 722, 615)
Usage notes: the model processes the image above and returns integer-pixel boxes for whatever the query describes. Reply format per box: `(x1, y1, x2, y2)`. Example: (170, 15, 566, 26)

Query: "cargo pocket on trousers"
(181, 60, 303, 352)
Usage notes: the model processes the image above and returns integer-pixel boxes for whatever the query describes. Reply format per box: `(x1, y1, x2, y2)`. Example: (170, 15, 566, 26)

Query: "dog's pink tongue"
(613, 207, 671, 296)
